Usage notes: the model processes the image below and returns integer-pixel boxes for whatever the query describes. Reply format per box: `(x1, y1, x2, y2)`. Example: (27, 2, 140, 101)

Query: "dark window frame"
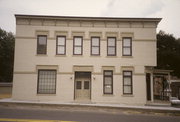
(122, 37, 132, 56)
(56, 36, 66, 55)
(37, 35, 47, 54)
(107, 37, 116, 56)
(73, 36, 83, 55)
(91, 37, 100, 56)
(123, 71, 133, 95)
(37, 69, 57, 94)
(103, 70, 113, 94)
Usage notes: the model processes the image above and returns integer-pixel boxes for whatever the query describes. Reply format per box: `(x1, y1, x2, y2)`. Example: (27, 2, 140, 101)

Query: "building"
(12, 15, 161, 105)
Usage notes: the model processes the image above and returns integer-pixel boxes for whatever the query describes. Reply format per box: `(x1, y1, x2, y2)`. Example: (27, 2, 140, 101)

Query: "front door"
(75, 78, 90, 100)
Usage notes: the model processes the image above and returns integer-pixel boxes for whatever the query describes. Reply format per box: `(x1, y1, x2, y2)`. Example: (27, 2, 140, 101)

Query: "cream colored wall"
(16, 25, 156, 40)
(13, 74, 74, 102)
(13, 18, 158, 105)
(13, 73, 146, 104)
(14, 25, 156, 72)
(91, 75, 146, 105)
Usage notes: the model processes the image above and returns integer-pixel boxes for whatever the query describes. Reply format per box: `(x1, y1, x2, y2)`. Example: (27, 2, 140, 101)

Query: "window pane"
(123, 71, 132, 94)
(57, 46, 65, 54)
(74, 47, 81, 54)
(74, 37, 82, 46)
(123, 47, 131, 55)
(124, 71, 132, 76)
(105, 77, 112, 85)
(38, 70, 56, 94)
(92, 47, 99, 55)
(108, 47, 115, 55)
(58, 37, 65, 45)
(37, 36, 47, 54)
(108, 38, 115, 46)
(104, 71, 112, 76)
(124, 86, 131, 94)
(37, 46, 46, 54)
(38, 36, 46, 45)
(104, 70, 113, 94)
(92, 38, 99, 46)
(76, 81, 81, 89)
(124, 77, 131, 85)
(123, 38, 131, 46)
(84, 81, 89, 89)
(104, 85, 112, 93)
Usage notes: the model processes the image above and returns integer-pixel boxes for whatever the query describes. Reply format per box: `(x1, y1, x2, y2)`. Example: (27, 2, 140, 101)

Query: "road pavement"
(0, 106, 180, 122)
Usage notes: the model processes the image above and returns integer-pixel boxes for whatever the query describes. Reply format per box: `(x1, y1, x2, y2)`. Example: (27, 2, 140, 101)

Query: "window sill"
(36, 54, 48, 57)
(72, 55, 83, 57)
(121, 56, 133, 58)
(121, 94, 134, 97)
(90, 55, 101, 57)
(37, 94, 56, 96)
(55, 55, 67, 57)
(103, 94, 114, 96)
(106, 56, 118, 58)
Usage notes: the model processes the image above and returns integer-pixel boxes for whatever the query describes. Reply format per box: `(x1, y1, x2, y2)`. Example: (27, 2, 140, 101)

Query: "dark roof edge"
(15, 14, 162, 22)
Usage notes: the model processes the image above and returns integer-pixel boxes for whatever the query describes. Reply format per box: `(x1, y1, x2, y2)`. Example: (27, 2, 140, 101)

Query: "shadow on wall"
(0, 82, 12, 99)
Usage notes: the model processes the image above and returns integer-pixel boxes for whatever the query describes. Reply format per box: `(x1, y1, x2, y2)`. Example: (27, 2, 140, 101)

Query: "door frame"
(74, 72, 91, 100)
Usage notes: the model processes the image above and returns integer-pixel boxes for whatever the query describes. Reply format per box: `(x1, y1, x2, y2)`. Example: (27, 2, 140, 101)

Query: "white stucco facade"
(12, 15, 161, 105)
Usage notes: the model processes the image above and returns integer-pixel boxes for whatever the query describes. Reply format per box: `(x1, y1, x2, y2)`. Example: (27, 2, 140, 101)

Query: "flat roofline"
(15, 14, 162, 22)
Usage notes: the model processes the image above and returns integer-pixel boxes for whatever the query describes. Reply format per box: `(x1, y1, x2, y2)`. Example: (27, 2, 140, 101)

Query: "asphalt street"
(0, 106, 180, 122)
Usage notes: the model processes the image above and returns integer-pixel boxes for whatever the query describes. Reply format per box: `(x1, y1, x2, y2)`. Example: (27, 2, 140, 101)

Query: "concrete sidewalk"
(0, 98, 180, 113)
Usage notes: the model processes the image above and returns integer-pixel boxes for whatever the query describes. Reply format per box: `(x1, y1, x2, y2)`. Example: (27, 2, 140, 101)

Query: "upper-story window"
(107, 37, 116, 56)
(56, 36, 66, 55)
(122, 37, 132, 56)
(37, 35, 47, 54)
(73, 36, 83, 55)
(91, 37, 100, 55)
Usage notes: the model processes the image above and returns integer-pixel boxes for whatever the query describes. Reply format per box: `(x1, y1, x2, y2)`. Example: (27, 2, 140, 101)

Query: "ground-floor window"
(123, 71, 133, 94)
(103, 70, 113, 94)
(37, 70, 56, 94)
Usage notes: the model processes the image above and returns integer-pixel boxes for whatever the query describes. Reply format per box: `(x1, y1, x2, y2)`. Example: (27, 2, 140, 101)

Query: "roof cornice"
(15, 14, 162, 23)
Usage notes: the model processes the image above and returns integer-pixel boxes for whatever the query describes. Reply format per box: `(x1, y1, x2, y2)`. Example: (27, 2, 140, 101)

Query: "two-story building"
(12, 15, 161, 105)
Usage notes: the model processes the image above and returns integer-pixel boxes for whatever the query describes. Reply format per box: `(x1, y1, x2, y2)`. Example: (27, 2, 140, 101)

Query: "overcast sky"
(0, 0, 180, 38)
